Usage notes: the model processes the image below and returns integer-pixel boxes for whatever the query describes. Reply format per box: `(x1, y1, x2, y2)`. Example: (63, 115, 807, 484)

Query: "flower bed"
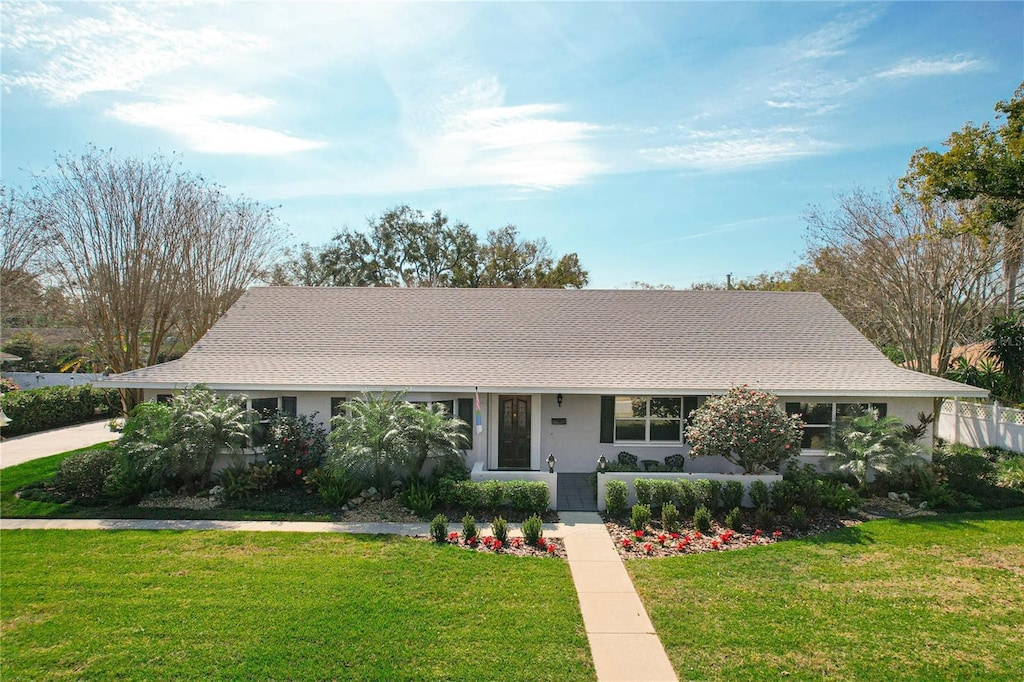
(604, 511, 858, 558)
(437, 532, 566, 558)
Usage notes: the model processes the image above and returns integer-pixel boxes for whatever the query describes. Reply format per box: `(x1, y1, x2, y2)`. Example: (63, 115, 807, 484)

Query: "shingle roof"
(101, 287, 987, 397)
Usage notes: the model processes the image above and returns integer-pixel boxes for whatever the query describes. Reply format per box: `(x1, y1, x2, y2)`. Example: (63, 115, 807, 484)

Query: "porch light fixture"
(546, 453, 557, 473)
(597, 454, 607, 473)
(557, 393, 563, 407)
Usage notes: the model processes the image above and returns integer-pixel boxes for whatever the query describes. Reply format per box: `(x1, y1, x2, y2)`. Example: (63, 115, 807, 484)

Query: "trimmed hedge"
(0, 385, 117, 437)
(438, 479, 550, 514)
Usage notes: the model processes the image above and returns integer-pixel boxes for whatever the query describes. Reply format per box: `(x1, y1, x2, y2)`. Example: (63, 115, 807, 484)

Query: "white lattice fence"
(937, 399, 1024, 453)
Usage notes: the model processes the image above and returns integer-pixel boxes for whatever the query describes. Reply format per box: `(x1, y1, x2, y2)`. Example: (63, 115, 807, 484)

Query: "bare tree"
(805, 187, 1005, 375)
(1, 185, 47, 325)
(34, 148, 285, 408)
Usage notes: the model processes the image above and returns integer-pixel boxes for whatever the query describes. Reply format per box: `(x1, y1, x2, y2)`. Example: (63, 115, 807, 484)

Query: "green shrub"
(652, 480, 677, 508)
(630, 503, 652, 532)
(721, 480, 744, 511)
(748, 479, 772, 509)
(785, 464, 823, 510)
(52, 447, 115, 504)
(693, 478, 721, 511)
(771, 479, 800, 513)
(491, 516, 509, 545)
(461, 513, 477, 542)
(788, 505, 809, 530)
(634, 478, 654, 505)
(304, 467, 354, 507)
(693, 505, 712, 534)
(0, 385, 117, 437)
(404, 480, 437, 518)
(429, 514, 449, 543)
(725, 506, 743, 531)
(753, 505, 774, 531)
(522, 514, 543, 545)
(675, 479, 696, 515)
(103, 445, 159, 504)
(482, 480, 505, 511)
(821, 479, 860, 512)
(508, 481, 549, 514)
(217, 460, 257, 502)
(998, 457, 1024, 490)
(249, 463, 279, 493)
(934, 444, 997, 496)
(263, 413, 329, 485)
(454, 480, 483, 510)
(605, 480, 628, 517)
(661, 502, 680, 533)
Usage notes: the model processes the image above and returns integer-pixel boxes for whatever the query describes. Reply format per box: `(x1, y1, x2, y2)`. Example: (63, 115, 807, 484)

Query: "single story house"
(100, 287, 986, 474)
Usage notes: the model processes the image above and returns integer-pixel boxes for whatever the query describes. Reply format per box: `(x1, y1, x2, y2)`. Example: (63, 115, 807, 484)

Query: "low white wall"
(596, 471, 782, 511)
(471, 462, 557, 510)
(3, 372, 105, 389)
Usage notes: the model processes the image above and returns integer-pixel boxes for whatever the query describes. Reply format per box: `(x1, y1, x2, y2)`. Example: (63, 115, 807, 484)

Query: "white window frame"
(613, 396, 684, 444)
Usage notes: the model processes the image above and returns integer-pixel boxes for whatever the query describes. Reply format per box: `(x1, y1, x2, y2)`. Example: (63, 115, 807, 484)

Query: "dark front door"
(498, 395, 531, 469)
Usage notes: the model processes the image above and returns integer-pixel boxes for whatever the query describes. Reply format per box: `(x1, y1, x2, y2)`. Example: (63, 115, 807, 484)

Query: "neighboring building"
(100, 287, 986, 473)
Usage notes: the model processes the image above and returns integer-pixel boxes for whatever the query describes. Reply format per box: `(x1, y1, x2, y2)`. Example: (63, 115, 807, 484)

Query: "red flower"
(547, 544, 556, 554)
(677, 542, 687, 551)
(643, 543, 654, 554)
(537, 538, 547, 548)
(753, 529, 762, 536)
(670, 532, 680, 540)
(622, 539, 633, 549)
(447, 532, 459, 542)
(483, 536, 494, 547)
(512, 537, 522, 547)
(711, 540, 720, 549)
(493, 540, 503, 551)
(773, 530, 783, 538)
(693, 531, 702, 539)
(468, 536, 477, 546)
(295, 469, 303, 476)
(634, 529, 644, 539)
(657, 534, 668, 545)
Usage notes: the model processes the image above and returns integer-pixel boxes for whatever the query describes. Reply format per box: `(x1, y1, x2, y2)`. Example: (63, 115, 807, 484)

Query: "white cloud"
(876, 55, 987, 79)
(401, 76, 605, 190)
(109, 93, 326, 156)
(1, 2, 266, 104)
(638, 126, 836, 171)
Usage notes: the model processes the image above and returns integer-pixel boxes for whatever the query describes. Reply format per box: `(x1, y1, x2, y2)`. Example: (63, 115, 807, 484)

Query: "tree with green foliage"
(985, 312, 1024, 401)
(273, 205, 587, 289)
(327, 392, 420, 493)
(408, 403, 469, 477)
(902, 81, 1024, 311)
(685, 386, 802, 474)
(826, 410, 926, 492)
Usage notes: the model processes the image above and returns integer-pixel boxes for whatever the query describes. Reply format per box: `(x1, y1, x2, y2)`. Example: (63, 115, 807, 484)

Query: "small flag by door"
(474, 389, 483, 434)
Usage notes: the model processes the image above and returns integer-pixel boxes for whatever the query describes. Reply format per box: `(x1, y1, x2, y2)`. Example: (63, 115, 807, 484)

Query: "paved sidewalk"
(0, 420, 117, 469)
(560, 512, 678, 682)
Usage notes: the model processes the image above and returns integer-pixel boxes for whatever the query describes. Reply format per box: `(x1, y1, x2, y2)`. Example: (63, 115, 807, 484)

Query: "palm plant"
(826, 411, 926, 492)
(327, 392, 420, 493)
(408, 402, 469, 477)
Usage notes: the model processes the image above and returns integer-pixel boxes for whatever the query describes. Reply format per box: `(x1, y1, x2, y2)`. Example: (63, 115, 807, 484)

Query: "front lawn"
(628, 508, 1024, 681)
(1, 530, 594, 681)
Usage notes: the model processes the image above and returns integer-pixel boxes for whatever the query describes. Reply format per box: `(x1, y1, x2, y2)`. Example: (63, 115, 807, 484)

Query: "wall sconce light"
(597, 454, 607, 473)
(546, 453, 557, 473)
(556, 393, 563, 407)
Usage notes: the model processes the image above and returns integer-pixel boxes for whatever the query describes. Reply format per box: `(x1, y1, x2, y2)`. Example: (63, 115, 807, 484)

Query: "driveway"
(0, 421, 117, 469)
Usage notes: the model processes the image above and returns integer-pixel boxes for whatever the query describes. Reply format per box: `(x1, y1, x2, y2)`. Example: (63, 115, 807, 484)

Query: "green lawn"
(1, 530, 594, 681)
(1, 447, 335, 521)
(628, 508, 1024, 681)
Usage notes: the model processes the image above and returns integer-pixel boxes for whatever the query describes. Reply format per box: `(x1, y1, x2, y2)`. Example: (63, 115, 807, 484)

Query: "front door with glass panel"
(498, 395, 531, 469)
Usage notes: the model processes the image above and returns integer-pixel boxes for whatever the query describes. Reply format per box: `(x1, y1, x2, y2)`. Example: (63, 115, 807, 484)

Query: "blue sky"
(2, 1, 1021, 288)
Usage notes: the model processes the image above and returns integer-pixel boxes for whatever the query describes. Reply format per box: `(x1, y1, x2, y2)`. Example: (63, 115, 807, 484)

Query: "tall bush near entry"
(685, 386, 802, 473)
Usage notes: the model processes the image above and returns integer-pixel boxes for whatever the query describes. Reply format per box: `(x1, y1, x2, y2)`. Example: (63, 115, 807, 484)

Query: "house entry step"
(557, 473, 598, 511)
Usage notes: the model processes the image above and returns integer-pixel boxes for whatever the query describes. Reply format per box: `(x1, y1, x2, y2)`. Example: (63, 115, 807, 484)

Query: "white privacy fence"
(937, 399, 1024, 453)
(2, 372, 106, 389)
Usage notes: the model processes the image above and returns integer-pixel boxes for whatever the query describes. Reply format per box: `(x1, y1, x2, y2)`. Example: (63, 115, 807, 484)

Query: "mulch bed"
(433, 533, 566, 559)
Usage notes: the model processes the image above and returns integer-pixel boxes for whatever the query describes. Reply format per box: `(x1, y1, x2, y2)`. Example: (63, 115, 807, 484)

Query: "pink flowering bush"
(685, 386, 803, 473)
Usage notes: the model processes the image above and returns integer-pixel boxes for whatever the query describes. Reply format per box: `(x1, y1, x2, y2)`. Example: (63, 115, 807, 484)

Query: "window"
(329, 397, 347, 430)
(281, 396, 297, 418)
(785, 402, 889, 449)
(155, 394, 172, 404)
(614, 396, 683, 443)
(410, 400, 454, 415)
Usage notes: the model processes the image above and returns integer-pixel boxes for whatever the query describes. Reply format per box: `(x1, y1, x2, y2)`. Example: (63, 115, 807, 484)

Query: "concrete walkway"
(560, 512, 678, 682)
(0, 420, 117, 469)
